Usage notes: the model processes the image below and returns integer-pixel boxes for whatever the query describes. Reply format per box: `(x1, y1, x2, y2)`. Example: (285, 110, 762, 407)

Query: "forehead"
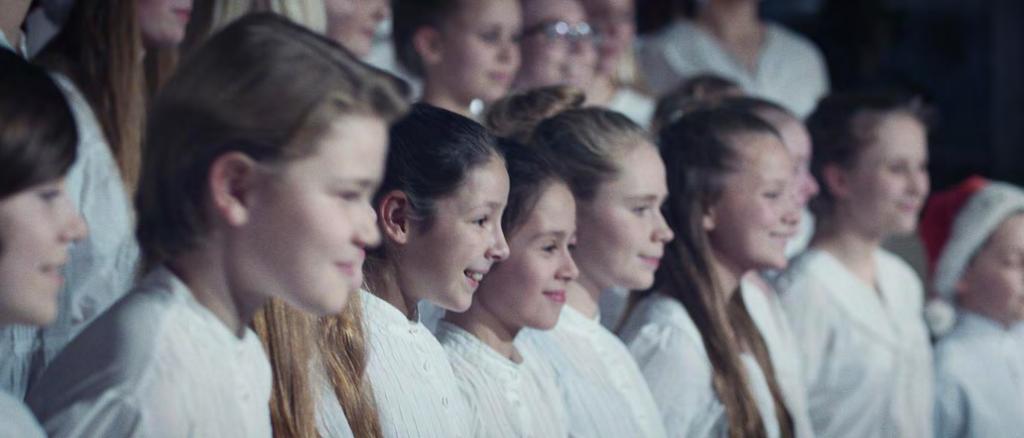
(293, 115, 389, 173)
(443, 154, 510, 210)
(856, 112, 927, 164)
(731, 133, 793, 179)
(522, 0, 586, 25)
(517, 181, 576, 236)
(600, 142, 666, 197)
(985, 213, 1024, 252)
(449, 0, 521, 26)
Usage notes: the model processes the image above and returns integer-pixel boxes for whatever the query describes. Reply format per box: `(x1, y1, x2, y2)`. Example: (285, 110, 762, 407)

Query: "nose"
(653, 210, 674, 244)
(486, 224, 511, 262)
(909, 167, 930, 197)
(557, 250, 580, 282)
(803, 171, 820, 201)
(58, 196, 88, 243)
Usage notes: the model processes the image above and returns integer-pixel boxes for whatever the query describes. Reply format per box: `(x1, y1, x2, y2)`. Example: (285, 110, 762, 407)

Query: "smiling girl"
(393, 0, 522, 118)
(775, 92, 933, 438)
(25, 14, 405, 437)
(0, 51, 87, 438)
(620, 106, 800, 438)
(362, 103, 510, 437)
(438, 140, 577, 437)
(488, 86, 670, 438)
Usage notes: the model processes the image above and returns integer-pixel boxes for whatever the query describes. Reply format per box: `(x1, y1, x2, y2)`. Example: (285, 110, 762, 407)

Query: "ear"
(208, 152, 260, 227)
(378, 190, 413, 245)
(821, 163, 850, 200)
(702, 204, 716, 231)
(412, 26, 444, 68)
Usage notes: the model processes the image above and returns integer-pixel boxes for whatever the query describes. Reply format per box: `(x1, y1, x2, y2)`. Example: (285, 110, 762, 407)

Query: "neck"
(709, 252, 742, 301)
(365, 261, 419, 320)
(696, 0, 760, 42)
(167, 245, 259, 338)
(811, 215, 882, 286)
(566, 276, 601, 319)
(421, 83, 473, 119)
(588, 74, 617, 105)
(444, 301, 521, 362)
(0, 0, 30, 53)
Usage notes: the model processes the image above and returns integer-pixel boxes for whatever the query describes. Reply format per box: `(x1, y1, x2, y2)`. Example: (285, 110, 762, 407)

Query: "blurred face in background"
(324, 0, 390, 58)
(137, 0, 192, 48)
(515, 0, 596, 90)
(580, 0, 635, 77)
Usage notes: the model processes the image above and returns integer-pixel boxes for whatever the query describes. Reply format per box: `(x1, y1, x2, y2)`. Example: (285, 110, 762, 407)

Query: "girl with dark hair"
(621, 106, 799, 438)
(0, 50, 86, 438)
(437, 140, 577, 437)
(0, 0, 192, 400)
(489, 86, 670, 438)
(25, 14, 405, 436)
(362, 103, 510, 437)
(775, 92, 933, 438)
(392, 0, 521, 118)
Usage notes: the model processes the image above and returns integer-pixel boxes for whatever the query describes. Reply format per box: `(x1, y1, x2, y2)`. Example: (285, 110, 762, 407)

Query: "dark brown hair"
(392, 0, 463, 76)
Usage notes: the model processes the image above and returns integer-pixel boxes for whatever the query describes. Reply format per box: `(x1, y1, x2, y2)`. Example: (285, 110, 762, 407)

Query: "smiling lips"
(639, 255, 661, 269)
(543, 290, 567, 303)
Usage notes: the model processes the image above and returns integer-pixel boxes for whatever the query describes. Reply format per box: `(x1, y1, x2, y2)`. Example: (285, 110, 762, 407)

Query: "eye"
(37, 189, 62, 203)
(480, 30, 502, 44)
(474, 216, 490, 227)
(542, 242, 558, 253)
(762, 191, 783, 200)
(631, 205, 651, 216)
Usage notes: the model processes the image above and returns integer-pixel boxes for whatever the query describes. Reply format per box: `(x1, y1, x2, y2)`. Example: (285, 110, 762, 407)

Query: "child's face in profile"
(957, 213, 1024, 325)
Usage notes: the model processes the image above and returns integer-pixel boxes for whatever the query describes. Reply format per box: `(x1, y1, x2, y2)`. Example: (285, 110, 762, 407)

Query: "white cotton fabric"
(0, 73, 139, 399)
(24, 266, 272, 438)
(775, 249, 933, 438)
(313, 359, 356, 438)
(361, 290, 472, 438)
(518, 306, 667, 438)
(620, 292, 783, 438)
(606, 87, 656, 129)
(933, 312, 1024, 438)
(437, 321, 569, 438)
(742, 277, 815, 438)
(638, 20, 829, 118)
(0, 390, 45, 438)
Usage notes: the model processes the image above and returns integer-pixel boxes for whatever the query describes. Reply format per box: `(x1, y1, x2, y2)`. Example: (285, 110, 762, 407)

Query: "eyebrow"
(625, 194, 662, 203)
(332, 178, 380, 189)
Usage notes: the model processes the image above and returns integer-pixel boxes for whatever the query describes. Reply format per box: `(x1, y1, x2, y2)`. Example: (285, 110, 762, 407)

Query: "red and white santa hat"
(920, 176, 1024, 301)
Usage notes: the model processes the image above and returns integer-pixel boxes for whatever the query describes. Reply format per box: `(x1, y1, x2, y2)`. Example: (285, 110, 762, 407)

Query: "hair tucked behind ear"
(641, 107, 794, 438)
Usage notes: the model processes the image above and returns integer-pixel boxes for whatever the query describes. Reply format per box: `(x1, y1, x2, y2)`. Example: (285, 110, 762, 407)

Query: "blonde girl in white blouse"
(439, 140, 578, 438)
(25, 15, 399, 437)
(774, 92, 933, 438)
(0, 51, 87, 438)
(487, 86, 671, 438)
(359, 102, 511, 438)
(620, 105, 800, 438)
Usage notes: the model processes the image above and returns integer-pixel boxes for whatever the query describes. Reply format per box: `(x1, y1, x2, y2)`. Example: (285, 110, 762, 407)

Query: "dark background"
(636, 0, 1024, 191)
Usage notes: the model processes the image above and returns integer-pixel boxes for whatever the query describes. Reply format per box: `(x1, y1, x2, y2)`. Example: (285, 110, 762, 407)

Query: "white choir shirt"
(0, 390, 45, 438)
(775, 249, 933, 438)
(638, 20, 829, 118)
(437, 321, 569, 438)
(620, 292, 782, 438)
(0, 73, 139, 398)
(313, 358, 356, 438)
(25, 266, 272, 438)
(606, 87, 656, 129)
(741, 277, 815, 438)
(933, 312, 1024, 438)
(361, 290, 472, 438)
(518, 306, 668, 438)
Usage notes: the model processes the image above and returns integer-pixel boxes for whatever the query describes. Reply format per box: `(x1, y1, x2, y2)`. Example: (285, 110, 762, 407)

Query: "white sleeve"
(39, 393, 148, 438)
(628, 323, 723, 438)
(933, 372, 967, 438)
(778, 274, 837, 390)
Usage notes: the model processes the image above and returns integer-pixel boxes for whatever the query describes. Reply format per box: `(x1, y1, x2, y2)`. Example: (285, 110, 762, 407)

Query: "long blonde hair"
(35, 0, 146, 191)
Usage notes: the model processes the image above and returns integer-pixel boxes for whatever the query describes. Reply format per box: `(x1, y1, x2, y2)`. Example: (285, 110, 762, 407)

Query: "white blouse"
(518, 306, 667, 438)
(25, 266, 272, 437)
(0, 73, 139, 398)
(934, 312, 1024, 438)
(0, 390, 45, 438)
(742, 277, 815, 438)
(620, 292, 782, 438)
(775, 249, 933, 438)
(606, 88, 656, 129)
(362, 290, 472, 438)
(437, 321, 569, 438)
(638, 20, 829, 118)
(313, 358, 356, 438)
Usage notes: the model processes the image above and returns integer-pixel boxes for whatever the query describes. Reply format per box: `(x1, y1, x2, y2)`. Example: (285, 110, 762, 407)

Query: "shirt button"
(422, 361, 430, 372)
(442, 396, 449, 407)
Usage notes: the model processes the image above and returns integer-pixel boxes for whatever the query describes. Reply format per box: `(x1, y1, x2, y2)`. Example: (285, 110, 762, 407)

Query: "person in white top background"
(620, 105, 799, 438)
(579, 0, 655, 127)
(488, 85, 671, 438)
(917, 176, 1024, 438)
(515, 0, 597, 93)
(638, 0, 828, 118)
(439, 139, 577, 438)
(25, 14, 387, 437)
(0, 51, 87, 438)
(361, 102, 510, 438)
(775, 92, 933, 438)
(392, 0, 521, 119)
(0, 0, 189, 399)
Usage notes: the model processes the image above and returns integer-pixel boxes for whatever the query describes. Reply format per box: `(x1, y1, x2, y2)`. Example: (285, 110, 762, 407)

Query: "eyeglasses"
(522, 20, 599, 44)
